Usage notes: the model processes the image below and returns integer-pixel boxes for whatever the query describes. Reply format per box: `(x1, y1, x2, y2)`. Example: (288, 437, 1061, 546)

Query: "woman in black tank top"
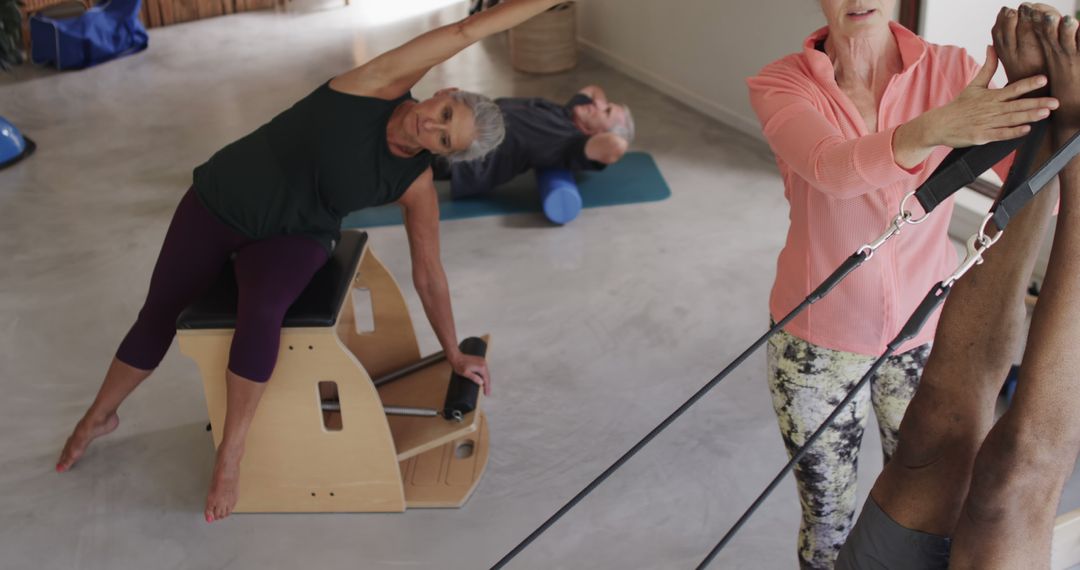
(57, 0, 565, 523)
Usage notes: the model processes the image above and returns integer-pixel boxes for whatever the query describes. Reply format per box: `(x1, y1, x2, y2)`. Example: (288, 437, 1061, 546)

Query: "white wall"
(576, 0, 826, 139)
(921, 0, 1076, 85)
(577, 1, 1069, 280)
(578, 0, 1075, 139)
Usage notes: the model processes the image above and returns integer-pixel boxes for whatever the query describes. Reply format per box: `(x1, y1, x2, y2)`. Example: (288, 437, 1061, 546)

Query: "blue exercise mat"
(342, 152, 670, 228)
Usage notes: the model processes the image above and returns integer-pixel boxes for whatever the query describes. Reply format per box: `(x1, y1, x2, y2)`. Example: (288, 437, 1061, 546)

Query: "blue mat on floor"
(342, 152, 669, 228)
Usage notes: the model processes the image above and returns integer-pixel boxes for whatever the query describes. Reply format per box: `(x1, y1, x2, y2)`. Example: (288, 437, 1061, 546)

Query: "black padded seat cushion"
(176, 230, 368, 330)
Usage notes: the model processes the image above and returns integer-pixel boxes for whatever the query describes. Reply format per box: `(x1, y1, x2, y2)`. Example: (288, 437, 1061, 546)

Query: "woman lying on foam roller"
(55, 0, 565, 523)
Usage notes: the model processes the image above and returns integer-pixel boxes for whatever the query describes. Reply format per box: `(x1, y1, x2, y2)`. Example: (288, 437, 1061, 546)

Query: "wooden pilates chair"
(175, 230, 489, 512)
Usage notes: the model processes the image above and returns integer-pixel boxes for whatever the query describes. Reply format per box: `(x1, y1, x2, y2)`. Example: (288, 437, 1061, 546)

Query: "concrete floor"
(1, 2, 1077, 569)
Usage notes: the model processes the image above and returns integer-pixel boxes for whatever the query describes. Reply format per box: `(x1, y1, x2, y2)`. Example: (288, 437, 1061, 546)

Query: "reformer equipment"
(491, 120, 1078, 568)
(698, 124, 1080, 568)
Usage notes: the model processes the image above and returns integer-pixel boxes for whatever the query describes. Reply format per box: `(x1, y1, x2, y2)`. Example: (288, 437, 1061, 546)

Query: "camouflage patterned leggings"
(766, 327, 931, 570)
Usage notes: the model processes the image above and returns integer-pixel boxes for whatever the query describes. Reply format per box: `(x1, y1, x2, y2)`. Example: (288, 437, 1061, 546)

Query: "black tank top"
(193, 82, 433, 252)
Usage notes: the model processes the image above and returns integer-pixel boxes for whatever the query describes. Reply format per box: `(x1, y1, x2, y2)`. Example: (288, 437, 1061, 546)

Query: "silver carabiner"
(946, 228, 1002, 289)
(944, 234, 988, 288)
(977, 210, 1005, 248)
(857, 214, 907, 260)
(943, 213, 1004, 288)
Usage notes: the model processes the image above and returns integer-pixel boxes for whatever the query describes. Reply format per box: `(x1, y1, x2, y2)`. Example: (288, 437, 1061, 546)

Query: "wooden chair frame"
(177, 244, 489, 513)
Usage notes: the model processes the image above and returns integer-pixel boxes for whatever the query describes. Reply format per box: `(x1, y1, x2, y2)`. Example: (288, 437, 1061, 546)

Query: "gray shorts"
(835, 497, 951, 570)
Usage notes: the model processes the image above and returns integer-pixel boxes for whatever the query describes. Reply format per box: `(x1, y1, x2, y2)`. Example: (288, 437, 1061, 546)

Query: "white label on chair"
(351, 287, 375, 334)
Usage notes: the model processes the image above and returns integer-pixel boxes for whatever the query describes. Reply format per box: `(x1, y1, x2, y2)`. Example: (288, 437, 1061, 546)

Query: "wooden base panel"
(402, 412, 490, 509)
(180, 327, 406, 513)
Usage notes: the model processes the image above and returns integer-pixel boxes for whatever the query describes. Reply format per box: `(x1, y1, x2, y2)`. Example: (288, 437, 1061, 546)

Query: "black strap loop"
(913, 135, 1028, 214)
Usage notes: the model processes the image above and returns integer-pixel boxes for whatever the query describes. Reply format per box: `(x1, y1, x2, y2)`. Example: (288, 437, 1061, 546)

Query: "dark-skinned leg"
(868, 4, 1060, 537)
(951, 9, 1080, 568)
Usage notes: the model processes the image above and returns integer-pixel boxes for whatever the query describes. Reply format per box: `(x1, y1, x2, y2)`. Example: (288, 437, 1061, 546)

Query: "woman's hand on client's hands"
(918, 46, 1056, 149)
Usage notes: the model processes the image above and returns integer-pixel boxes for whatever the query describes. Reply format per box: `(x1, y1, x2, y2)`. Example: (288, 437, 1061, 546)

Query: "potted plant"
(0, 0, 26, 70)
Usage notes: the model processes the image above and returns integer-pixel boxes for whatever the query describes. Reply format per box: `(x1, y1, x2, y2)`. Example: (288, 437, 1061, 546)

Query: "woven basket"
(141, 0, 235, 27)
(19, 0, 91, 49)
(509, 1, 577, 74)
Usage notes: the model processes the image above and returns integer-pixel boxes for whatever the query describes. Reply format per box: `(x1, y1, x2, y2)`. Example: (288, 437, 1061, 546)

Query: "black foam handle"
(443, 337, 487, 421)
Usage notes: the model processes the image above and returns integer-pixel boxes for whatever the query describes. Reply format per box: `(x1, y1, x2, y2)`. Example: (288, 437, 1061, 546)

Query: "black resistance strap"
(913, 125, 1038, 214)
(994, 127, 1080, 230)
(490, 128, 1054, 569)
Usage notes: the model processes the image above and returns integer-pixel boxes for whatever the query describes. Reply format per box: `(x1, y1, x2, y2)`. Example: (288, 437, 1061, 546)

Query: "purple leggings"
(116, 188, 329, 382)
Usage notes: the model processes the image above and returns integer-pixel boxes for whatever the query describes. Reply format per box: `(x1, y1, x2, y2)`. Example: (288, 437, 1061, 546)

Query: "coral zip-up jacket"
(747, 22, 1011, 355)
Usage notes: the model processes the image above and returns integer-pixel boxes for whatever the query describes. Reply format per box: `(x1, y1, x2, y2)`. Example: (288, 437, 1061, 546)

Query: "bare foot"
(994, 4, 1048, 84)
(1033, 6, 1080, 133)
(56, 412, 119, 472)
(204, 447, 242, 522)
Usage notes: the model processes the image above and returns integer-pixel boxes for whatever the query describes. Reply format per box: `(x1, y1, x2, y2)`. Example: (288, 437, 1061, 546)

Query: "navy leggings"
(116, 188, 329, 382)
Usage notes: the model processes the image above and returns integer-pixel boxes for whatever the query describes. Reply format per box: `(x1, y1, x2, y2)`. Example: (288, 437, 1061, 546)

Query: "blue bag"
(30, 0, 148, 70)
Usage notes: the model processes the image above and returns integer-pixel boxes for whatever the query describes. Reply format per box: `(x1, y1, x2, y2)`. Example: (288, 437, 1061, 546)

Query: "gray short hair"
(610, 104, 635, 144)
(446, 91, 505, 163)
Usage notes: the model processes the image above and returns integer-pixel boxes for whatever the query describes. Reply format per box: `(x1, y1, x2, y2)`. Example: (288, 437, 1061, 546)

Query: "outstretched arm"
(865, 5, 1060, 540)
(938, 7, 1080, 568)
(331, 0, 563, 99)
(747, 46, 1055, 199)
(398, 169, 492, 395)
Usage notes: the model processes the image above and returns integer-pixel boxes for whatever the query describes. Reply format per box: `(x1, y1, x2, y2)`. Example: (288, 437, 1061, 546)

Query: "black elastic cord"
(488, 252, 869, 569)
(994, 128, 1080, 230)
(698, 282, 953, 568)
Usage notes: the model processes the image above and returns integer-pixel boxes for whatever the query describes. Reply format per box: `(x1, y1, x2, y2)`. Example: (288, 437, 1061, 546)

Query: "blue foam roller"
(536, 168, 582, 225)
